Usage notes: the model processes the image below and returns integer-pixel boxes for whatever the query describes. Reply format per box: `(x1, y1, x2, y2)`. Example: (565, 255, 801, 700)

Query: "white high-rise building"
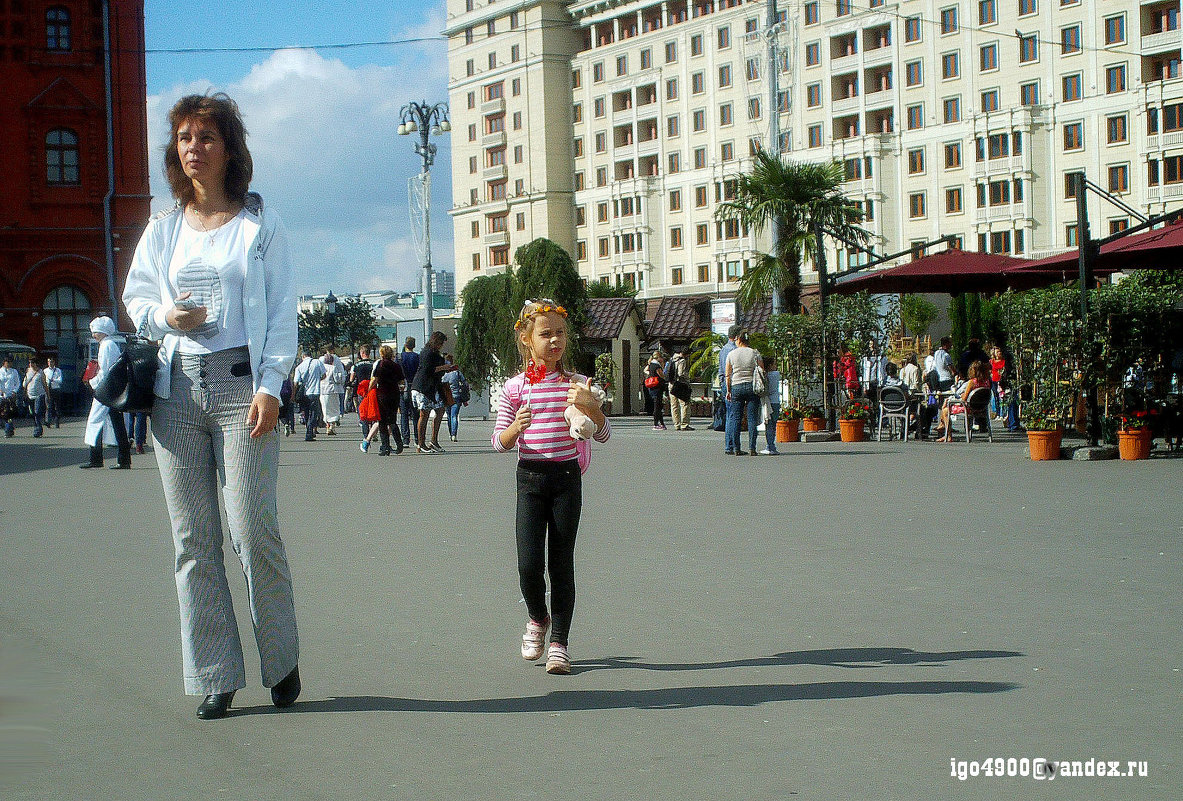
(446, 0, 1183, 301)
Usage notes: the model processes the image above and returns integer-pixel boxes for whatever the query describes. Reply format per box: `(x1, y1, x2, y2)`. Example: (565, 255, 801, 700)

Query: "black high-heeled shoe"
(271, 665, 301, 708)
(196, 691, 235, 720)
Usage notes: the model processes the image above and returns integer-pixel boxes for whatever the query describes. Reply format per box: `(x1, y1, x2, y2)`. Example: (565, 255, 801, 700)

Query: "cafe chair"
(950, 386, 994, 443)
(877, 386, 914, 441)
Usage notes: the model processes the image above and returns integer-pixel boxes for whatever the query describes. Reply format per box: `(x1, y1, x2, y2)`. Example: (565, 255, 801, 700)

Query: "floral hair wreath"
(514, 299, 568, 330)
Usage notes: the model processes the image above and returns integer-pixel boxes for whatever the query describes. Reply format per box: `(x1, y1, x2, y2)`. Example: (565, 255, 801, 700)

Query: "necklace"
(190, 205, 231, 243)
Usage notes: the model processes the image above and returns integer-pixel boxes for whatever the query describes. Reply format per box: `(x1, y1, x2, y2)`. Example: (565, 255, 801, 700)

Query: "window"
(1065, 224, 1078, 247)
(906, 104, 924, 130)
(908, 148, 925, 174)
(981, 90, 999, 113)
(989, 231, 1012, 254)
(469, 156, 477, 174)
(40, 285, 91, 349)
(1167, 156, 1183, 183)
(667, 116, 680, 137)
(487, 181, 506, 201)
(905, 16, 921, 42)
(905, 60, 923, 86)
(46, 6, 71, 51)
(46, 128, 79, 185)
(945, 142, 962, 168)
(465, 28, 474, 45)
(576, 241, 587, 261)
(1104, 15, 1125, 45)
(666, 78, 678, 100)
(1062, 73, 1081, 101)
(1061, 25, 1080, 54)
(909, 192, 927, 218)
(1019, 0, 1036, 14)
(672, 267, 684, 285)
(596, 167, 607, 186)
(807, 83, 822, 107)
(487, 20, 496, 36)
(979, 0, 996, 23)
(641, 49, 652, 69)
(692, 109, 706, 131)
(574, 172, 585, 191)
(718, 64, 733, 88)
(1108, 164, 1129, 192)
(979, 43, 998, 72)
(466, 59, 475, 77)
(808, 124, 823, 147)
(598, 238, 610, 258)
(510, 45, 520, 62)
(594, 97, 605, 118)
(720, 142, 734, 161)
(668, 152, 681, 173)
(573, 103, 583, 123)
(940, 7, 958, 33)
(696, 223, 709, 245)
(1106, 115, 1127, 144)
(692, 72, 705, 93)
(745, 58, 760, 81)
(512, 79, 521, 97)
(988, 179, 1011, 205)
(666, 41, 677, 63)
(1020, 81, 1039, 106)
(1109, 219, 1129, 236)
(575, 206, 586, 226)
(942, 97, 961, 124)
(836, 0, 852, 15)
(695, 185, 708, 207)
(594, 132, 606, 153)
(1063, 122, 1083, 150)
(617, 55, 627, 76)
(488, 52, 497, 69)
(486, 147, 506, 167)
(718, 25, 730, 49)
(1019, 35, 1037, 63)
(844, 157, 863, 180)
(719, 103, 733, 126)
(1064, 170, 1084, 198)
(946, 187, 963, 213)
(805, 43, 820, 67)
(748, 97, 761, 120)
(593, 62, 604, 82)
(512, 112, 522, 130)
(691, 34, 703, 56)
(669, 190, 682, 211)
(942, 52, 960, 79)
(805, 1, 819, 24)
(694, 147, 707, 168)
(488, 214, 508, 234)
(1106, 64, 1127, 94)
(671, 227, 683, 248)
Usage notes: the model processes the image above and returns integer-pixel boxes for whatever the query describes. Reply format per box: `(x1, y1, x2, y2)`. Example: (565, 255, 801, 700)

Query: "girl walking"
(492, 300, 611, 674)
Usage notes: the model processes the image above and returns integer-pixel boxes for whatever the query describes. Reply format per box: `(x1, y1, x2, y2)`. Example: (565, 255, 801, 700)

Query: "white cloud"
(146, 37, 452, 296)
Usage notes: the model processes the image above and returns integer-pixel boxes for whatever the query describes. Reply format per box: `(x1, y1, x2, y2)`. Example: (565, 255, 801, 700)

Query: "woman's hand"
(166, 291, 208, 331)
(247, 392, 280, 438)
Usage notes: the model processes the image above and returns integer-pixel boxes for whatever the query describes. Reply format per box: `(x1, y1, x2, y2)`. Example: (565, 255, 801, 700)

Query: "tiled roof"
(646, 296, 707, 339)
(737, 298, 774, 335)
(582, 297, 637, 340)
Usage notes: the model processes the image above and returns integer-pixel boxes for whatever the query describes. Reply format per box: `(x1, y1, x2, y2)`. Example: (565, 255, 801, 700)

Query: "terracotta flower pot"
(1117, 428, 1152, 460)
(1027, 428, 1063, 461)
(838, 418, 866, 442)
(776, 419, 800, 442)
(802, 417, 826, 433)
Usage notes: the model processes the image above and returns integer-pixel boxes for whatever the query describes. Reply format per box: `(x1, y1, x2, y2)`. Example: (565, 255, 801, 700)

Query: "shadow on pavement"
(234, 679, 1018, 716)
(0, 440, 92, 474)
(574, 646, 1024, 673)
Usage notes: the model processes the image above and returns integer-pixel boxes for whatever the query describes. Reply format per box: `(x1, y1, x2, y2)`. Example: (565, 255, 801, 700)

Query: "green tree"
(899, 293, 938, 338)
(297, 307, 331, 355)
(455, 238, 590, 392)
(587, 279, 637, 298)
(949, 293, 968, 356)
(716, 152, 869, 313)
(966, 292, 984, 343)
(688, 329, 726, 384)
(335, 296, 377, 359)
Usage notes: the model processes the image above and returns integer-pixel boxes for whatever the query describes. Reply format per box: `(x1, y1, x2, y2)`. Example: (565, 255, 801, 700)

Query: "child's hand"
(513, 405, 533, 432)
(567, 380, 598, 412)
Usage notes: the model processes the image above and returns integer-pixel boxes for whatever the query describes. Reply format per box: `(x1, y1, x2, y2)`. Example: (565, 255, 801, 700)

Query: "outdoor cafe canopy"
(1022, 217, 1183, 274)
(830, 249, 1046, 295)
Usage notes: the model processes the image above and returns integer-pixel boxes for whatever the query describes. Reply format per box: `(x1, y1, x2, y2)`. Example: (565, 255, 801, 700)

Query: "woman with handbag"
(645, 350, 668, 430)
(81, 316, 132, 469)
(370, 344, 405, 455)
(122, 93, 301, 721)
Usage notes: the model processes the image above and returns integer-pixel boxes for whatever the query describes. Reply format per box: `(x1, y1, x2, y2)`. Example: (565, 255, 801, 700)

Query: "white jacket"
(122, 194, 297, 401)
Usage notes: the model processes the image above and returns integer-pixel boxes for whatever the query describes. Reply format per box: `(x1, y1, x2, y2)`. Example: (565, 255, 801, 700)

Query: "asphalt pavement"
(1, 413, 1179, 800)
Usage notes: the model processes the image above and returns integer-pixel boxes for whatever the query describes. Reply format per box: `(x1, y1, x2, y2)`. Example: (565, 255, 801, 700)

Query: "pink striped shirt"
(492, 371, 611, 461)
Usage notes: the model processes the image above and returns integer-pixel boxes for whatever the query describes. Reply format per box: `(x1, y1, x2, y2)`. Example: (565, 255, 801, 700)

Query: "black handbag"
(93, 328, 158, 413)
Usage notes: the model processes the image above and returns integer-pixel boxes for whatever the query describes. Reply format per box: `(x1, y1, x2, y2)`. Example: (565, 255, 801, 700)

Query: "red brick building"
(0, 0, 150, 371)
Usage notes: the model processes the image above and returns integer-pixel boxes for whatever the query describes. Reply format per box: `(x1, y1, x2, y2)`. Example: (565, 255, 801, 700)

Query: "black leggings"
(516, 459, 582, 646)
(649, 388, 665, 426)
(377, 392, 403, 451)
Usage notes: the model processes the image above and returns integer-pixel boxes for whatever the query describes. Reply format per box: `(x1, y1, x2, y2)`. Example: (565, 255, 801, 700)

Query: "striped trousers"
(151, 346, 299, 695)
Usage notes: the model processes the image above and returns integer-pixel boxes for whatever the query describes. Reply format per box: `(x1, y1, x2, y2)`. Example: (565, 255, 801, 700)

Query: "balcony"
(484, 230, 510, 246)
(974, 156, 1026, 177)
(1142, 29, 1182, 53)
(482, 130, 507, 147)
(483, 163, 508, 181)
(980, 204, 1022, 221)
(1146, 129, 1183, 148)
(481, 97, 506, 115)
(1147, 182, 1183, 201)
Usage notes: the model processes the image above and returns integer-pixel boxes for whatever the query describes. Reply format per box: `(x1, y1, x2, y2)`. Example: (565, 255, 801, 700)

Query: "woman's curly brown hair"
(164, 93, 253, 205)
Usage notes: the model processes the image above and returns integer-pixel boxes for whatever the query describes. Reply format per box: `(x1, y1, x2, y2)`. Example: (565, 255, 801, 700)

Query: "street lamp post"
(325, 290, 337, 350)
(398, 101, 450, 340)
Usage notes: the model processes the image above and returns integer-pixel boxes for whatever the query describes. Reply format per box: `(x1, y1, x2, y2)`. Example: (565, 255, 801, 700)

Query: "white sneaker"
(521, 617, 549, 661)
(545, 643, 571, 674)
(758, 448, 772, 455)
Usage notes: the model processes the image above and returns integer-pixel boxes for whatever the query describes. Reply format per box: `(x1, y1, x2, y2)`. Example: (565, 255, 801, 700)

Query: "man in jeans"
(43, 356, 64, 427)
(399, 337, 420, 447)
(716, 324, 740, 451)
(293, 351, 325, 441)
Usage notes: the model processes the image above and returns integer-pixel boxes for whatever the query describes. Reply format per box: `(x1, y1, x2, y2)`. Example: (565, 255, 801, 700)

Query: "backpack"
(456, 374, 471, 404)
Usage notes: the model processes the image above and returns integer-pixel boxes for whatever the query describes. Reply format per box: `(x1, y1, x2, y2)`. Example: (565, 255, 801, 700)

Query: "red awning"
(831, 249, 1040, 294)
(1022, 218, 1183, 273)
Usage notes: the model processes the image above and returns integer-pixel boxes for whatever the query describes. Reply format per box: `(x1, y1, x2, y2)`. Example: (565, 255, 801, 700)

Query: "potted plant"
(1116, 410, 1154, 460)
(838, 400, 872, 442)
(777, 406, 804, 443)
(800, 405, 826, 433)
(1021, 396, 1064, 461)
(594, 352, 615, 415)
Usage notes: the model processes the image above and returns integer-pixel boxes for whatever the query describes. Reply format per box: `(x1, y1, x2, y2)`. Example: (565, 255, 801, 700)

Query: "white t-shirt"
(169, 210, 249, 355)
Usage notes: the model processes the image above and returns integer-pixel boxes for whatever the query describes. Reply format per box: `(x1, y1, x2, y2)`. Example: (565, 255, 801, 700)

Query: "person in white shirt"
(0, 357, 20, 437)
(900, 353, 922, 394)
(319, 348, 346, 434)
(23, 358, 48, 437)
(81, 316, 131, 467)
(293, 351, 325, 440)
(43, 356, 64, 427)
(860, 339, 888, 400)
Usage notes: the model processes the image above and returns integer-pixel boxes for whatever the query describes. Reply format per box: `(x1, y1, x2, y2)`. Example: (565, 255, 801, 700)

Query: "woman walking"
(371, 344, 405, 455)
(80, 316, 131, 468)
(646, 350, 668, 430)
(122, 93, 301, 720)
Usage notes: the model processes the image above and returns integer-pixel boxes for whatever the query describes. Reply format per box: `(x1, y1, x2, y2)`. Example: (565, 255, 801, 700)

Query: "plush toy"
(565, 379, 606, 441)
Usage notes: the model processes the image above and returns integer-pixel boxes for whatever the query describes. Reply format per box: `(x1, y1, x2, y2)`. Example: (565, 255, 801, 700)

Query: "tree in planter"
(716, 152, 869, 313)
(765, 312, 823, 412)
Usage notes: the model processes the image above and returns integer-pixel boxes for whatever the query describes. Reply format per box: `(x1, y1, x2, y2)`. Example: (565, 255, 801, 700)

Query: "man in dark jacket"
(411, 331, 452, 453)
(399, 337, 420, 447)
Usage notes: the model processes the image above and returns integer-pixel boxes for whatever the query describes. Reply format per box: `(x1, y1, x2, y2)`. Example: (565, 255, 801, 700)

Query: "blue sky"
(144, 0, 452, 296)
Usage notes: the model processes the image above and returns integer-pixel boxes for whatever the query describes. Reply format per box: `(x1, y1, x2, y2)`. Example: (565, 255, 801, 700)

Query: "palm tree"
(716, 151, 870, 313)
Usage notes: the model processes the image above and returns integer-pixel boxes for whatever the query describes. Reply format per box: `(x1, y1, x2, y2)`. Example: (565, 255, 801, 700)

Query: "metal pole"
(766, 0, 781, 316)
(420, 125, 434, 340)
(101, 0, 117, 320)
(1073, 173, 1100, 446)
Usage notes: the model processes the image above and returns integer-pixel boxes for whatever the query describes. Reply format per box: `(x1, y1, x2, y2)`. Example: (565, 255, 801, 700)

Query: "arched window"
(46, 128, 79, 185)
(46, 7, 71, 51)
(42, 286, 92, 349)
